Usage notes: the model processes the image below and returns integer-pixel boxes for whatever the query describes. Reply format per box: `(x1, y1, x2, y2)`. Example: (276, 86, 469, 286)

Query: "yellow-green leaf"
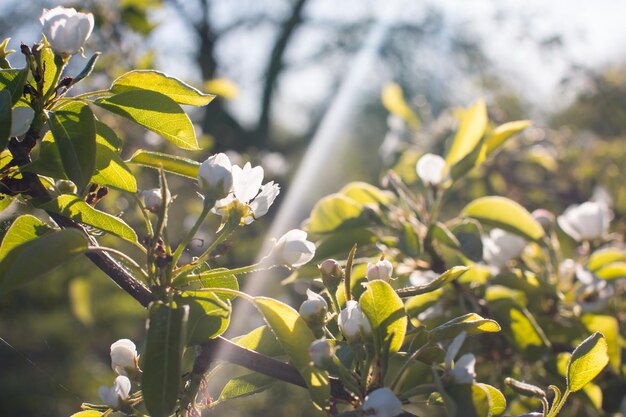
(587, 248, 626, 271)
(397, 266, 470, 297)
(111, 70, 215, 106)
(254, 297, 330, 411)
(40, 194, 137, 243)
(445, 99, 487, 167)
(0, 215, 51, 259)
(307, 194, 363, 234)
(429, 312, 500, 342)
(581, 315, 619, 371)
(462, 196, 544, 241)
(95, 90, 198, 150)
(340, 181, 394, 205)
(481, 120, 531, 159)
(127, 149, 200, 179)
(477, 383, 507, 416)
(359, 280, 407, 354)
(381, 82, 420, 128)
(567, 332, 609, 392)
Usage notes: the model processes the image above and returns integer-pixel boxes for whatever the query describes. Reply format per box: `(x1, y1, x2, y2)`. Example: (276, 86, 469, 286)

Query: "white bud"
(198, 153, 233, 200)
(557, 201, 613, 241)
(416, 153, 446, 186)
(299, 289, 328, 326)
(338, 300, 372, 343)
(40, 7, 94, 56)
(98, 375, 131, 409)
(110, 339, 138, 376)
(10, 107, 34, 137)
(362, 387, 404, 417)
(482, 228, 526, 268)
(366, 259, 393, 282)
(141, 188, 167, 213)
(309, 339, 333, 368)
(274, 229, 315, 268)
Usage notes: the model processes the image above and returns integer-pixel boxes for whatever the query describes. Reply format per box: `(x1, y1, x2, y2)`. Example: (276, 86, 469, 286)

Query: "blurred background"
(1, 0, 626, 415)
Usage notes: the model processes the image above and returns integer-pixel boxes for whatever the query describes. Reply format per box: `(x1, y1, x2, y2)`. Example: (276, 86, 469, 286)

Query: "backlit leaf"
(567, 332, 609, 392)
(359, 280, 407, 354)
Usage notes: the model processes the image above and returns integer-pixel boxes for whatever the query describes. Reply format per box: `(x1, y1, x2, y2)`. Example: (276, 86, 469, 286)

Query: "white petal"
(10, 107, 34, 137)
(232, 162, 264, 203)
(250, 182, 280, 219)
(445, 331, 467, 369)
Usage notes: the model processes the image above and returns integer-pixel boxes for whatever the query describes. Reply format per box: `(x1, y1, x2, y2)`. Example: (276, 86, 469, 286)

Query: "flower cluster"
(98, 339, 139, 410)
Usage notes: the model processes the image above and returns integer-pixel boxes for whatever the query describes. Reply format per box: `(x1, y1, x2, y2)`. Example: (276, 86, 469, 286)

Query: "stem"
(171, 200, 213, 267)
(87, 246, 148, 279)
(547, 389, 570, 417)
(426, 186, 444, 227)
(389, 342, 432, 391)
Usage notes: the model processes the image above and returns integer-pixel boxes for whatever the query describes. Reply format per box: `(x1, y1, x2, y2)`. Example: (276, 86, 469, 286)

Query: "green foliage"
(566, 332, 609, 392)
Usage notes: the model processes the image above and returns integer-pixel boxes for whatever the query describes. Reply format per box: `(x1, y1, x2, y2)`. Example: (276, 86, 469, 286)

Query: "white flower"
(213, 162, 280, 224)
(416, 153, 446, 186)
(198, 153, 233, 200)
(98, 375, 131, 409)
(274, 229, 315, 268)
(10, 107, 34, 137)
(362, 387, 404, 417)
(338, 300, 372, 343)
(445, 331, 476, 384)
(482, 228, 527, 268)
(309, 339, 333, 368)
(366, 258, 393, 282)
(110, 339, 138, 376)
(299, 289, 328, 325)
(40, 7, 94, 55)
(575, 266, 614, 312)
(557, 201, 613, 241)
(141, 188, 167, 213)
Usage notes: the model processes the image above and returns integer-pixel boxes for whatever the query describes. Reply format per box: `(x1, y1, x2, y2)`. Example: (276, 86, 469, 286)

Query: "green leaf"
(254, 297, 330, 411)
(0, 67, 28, 105)
(48, 101, 96, 192)
(314, 229, 377, 261)
(340, 182, 395, 205)
(462, 196, 544, 241)
(69, 277, 94, 326)
(307, 194, 363, 234)
(449, 136, 485, 181)
(451, 220, 483, 262)
(72, 52, 100, 86)
(381, 82, 420, 128)
(477, 383, 507, 416)
(581, 315, 620, 371)
(95, 90, 198, 150)
(396, 266, 470, 297)
(142, 302, 189, 417)
(445, 99, 487, 167)
(40, 46, 58, 97)
(491, 299, 549, 356)
(588, 248, 626, 271)
(445, 384, 491, 417)
(482, 120, 531, 158)
(70, 411, 102, 417)
(232, 325, 285, 357)
(111, 70, 215, 106)
(219, 372, 275, 401)
(359, 280, 407, 354)
(127, 149, 200, 178)
(567, 332, 609, 392)
(429, 313, 501, 342)
(92, 143, 137, 192)
(40, 194, 137, 243)
(399, 221, 421, 258)
(0, 89, 11, 150)
(0, 214, 51, 259)
(431, 222, 460, 248)
(0, 229, 88, 293)
(594, 262, 626, 280)
(0, 38, 14, 69)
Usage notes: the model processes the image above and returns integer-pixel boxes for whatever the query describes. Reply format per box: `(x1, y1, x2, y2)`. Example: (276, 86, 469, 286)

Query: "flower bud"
(338, 300, 372, 343)
(448, 353, 476, 384)
(10, 106, 34, 137)
(309, 339, 333, 368)
(319, 259, 343, 289)
(98, 375, 131, 409)
(55, 179, 77, 194)
(198, 153, 233, 200)
(557, 201, 613, 241)
(274, 229, 315, 268)
(299, 289, 328, 326)
(361, 387, 404, 417)
(366, 258, 393, 282)
(482, 228, 526, 268)
(40, 7, 94, 56)
(141, 188, 168, 213)
(110, 339, 138, 377)
(416, 153, 446, 186)
(532, 208, 554, 231)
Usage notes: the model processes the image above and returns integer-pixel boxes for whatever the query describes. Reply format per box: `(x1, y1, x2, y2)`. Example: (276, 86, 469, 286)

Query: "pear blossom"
(319, 259, 344, 288)
(557, 201, 612, 241)
(416, 153, 446, 186)
(445, 331, 476, 384)
(40, 7, 94, 55)
(575, 266, 614, 312)
(338, 300, 372, 343)
(299, 289, 328, 325)
(366, 258, 393, 282)
(10, 107, 34, 137)
(98, 375, 131, 409)
(274, 229, 315, 268)
(309, 339, 333, 368)
(110, 339, 138, 376)
(361, 387, 404, 417)
(213, 162, 280, 224)
(141, 188, 168, 213)
(198, 153, 233, 200)
(482, 228, 527, 268)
